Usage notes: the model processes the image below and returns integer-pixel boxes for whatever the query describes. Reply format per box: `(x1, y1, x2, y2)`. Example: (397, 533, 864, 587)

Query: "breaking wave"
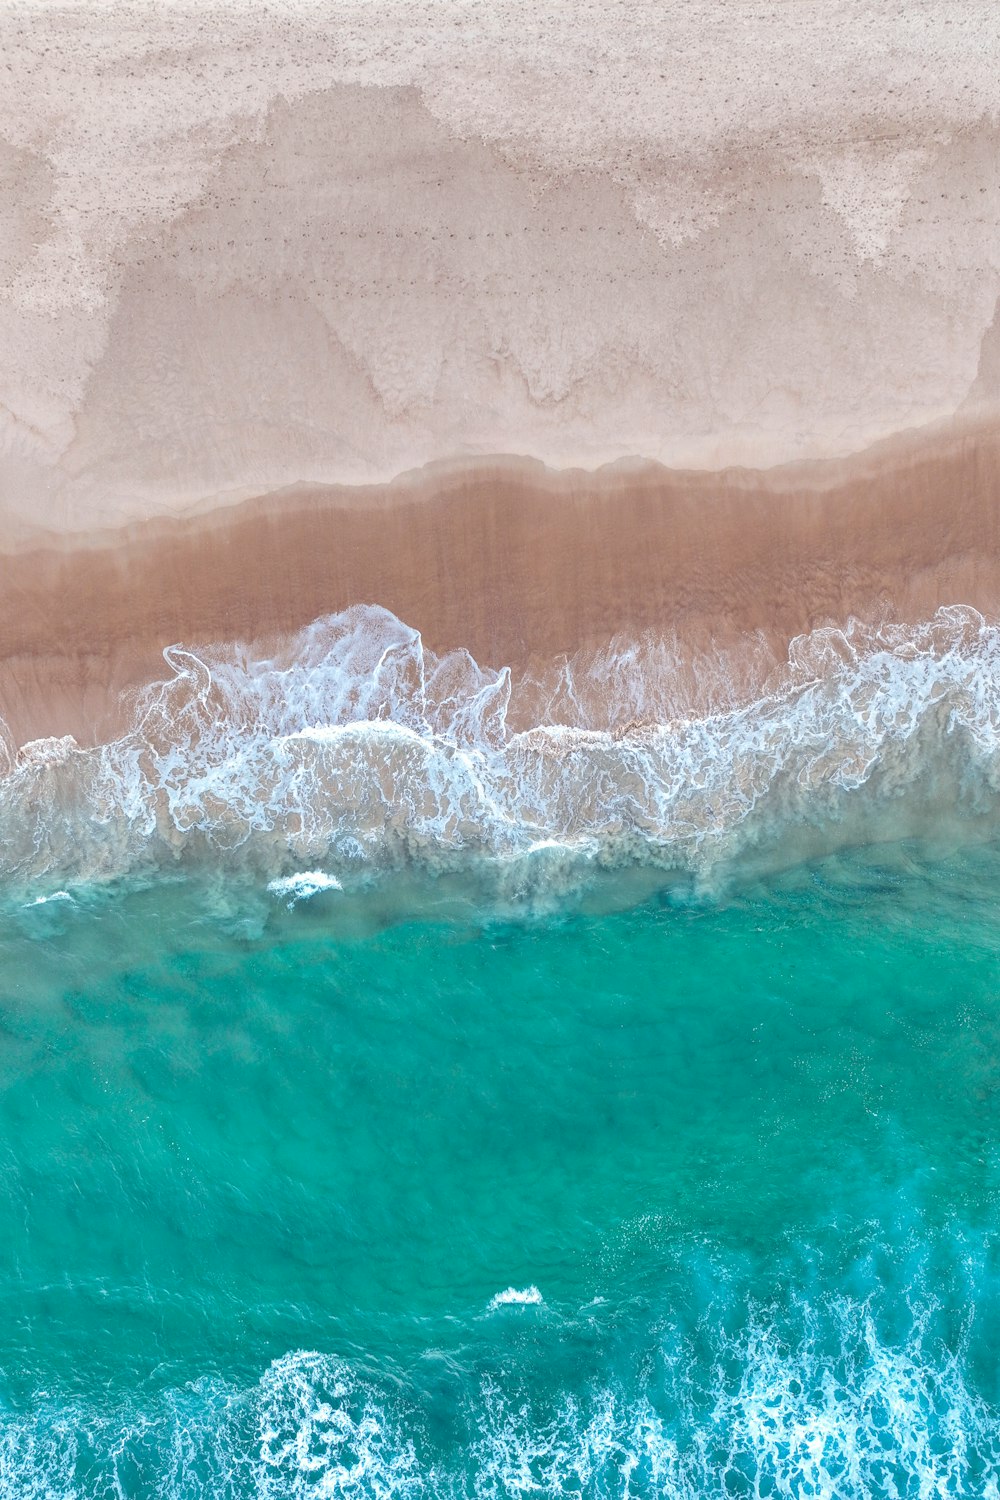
(4, 603, 1000, 897)
(488, 1285, 544, 1311)
(0, 1300, 995, 1497)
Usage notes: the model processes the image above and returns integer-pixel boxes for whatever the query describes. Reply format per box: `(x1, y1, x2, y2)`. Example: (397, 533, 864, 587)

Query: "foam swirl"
(2, 603, 1000, 895)
(0, 1301, 995, 1497)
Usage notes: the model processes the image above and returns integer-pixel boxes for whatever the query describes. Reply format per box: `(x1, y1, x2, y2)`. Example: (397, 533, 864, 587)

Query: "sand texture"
(2, 4, 1000, 533)
(1, 413, 999, 747)
(2, 3, 1000, 749)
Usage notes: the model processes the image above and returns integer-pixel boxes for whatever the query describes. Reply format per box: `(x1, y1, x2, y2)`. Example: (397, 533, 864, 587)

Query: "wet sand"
(2, 411, 999, 750)
(4, 6, 1000, 763)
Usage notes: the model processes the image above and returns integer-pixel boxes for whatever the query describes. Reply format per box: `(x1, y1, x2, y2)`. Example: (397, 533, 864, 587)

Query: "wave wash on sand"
(3, 603, 1000, 897)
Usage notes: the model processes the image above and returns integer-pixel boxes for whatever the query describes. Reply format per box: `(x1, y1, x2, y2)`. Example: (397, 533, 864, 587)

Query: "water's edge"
(5, 603, 1000, 906)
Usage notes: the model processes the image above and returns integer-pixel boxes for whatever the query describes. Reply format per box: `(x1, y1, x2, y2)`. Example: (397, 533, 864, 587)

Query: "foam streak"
(3, 604, 1000, 895)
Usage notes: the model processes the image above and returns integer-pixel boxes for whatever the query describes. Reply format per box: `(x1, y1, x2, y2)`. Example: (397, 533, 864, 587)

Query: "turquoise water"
(2, 844, 1000, 1494)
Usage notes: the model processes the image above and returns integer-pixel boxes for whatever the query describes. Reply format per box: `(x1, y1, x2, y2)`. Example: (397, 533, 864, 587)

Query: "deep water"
(1, 843, 1000, 1495)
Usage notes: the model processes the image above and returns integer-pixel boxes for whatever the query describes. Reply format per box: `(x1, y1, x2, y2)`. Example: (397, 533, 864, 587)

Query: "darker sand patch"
(2, 414, 999, 747)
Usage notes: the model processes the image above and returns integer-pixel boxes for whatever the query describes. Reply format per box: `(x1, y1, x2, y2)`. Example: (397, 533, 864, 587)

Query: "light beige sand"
(2, 4, 1000, 753)
(2, 412, 999, 748)
(2, 4, 1000, 534)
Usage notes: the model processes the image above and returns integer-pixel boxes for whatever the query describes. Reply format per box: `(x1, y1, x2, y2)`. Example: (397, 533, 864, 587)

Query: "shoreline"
(3, 411, 1000, 749)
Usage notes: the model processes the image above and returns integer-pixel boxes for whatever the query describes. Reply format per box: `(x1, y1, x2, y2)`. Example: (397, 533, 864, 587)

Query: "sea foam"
(267, 870, 344, 907)
(0, 1302, 995, 1497)
(3, 602, 1000, 897)
(488, 1285, 543, 1311)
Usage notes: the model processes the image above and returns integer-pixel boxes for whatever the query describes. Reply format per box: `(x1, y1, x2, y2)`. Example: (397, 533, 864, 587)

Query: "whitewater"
(3, 602, 1000, 899)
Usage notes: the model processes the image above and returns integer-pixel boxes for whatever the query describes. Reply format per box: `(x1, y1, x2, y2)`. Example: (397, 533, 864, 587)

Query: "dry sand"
(3, 3, 1000, 526)
(2, 4, 1000, 747)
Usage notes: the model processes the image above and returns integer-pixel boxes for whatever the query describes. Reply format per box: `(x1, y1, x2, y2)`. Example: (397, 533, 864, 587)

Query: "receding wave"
(4, 603, 1000, 897)
(0, 1300, 995, 1497)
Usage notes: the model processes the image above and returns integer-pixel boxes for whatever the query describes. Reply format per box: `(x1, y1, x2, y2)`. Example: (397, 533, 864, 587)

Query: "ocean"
(1, 605, 1000, 1493)
(0, 839, 998, 1494)
(6, 2, 1000, 1492)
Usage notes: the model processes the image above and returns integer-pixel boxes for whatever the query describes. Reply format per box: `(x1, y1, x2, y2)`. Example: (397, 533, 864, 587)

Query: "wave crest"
(3, 603, 1000, 893)
(0, 1302, 996, 1497)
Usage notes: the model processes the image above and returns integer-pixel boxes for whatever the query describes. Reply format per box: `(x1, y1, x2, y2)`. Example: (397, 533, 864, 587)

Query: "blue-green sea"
(1, 842, 999, 1496)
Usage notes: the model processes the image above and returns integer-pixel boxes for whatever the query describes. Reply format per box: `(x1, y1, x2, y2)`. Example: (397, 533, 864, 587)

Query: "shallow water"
(0, 843, 999, 1494)
(9, 603, 1000, 897)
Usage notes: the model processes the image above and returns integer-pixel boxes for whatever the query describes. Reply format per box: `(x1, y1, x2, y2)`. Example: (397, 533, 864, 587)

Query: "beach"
(1, 413, 998, 750)
(3, 8, 1000, 1495)
(2, 3, 1000, 757)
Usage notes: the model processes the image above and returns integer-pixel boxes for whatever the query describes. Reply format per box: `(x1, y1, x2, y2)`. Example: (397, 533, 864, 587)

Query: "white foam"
(22, 890, 73, 908)
(16, 736, 79, 770)
(488, 1285, 543, 1311)
(0, 1303, 994, 1498)
(5, 602, 1000, 896)
(266, 871, 343, 907)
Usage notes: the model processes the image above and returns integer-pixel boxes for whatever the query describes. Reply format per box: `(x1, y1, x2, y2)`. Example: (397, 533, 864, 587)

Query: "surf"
(0, 840, 998, 1496)
(1, 602, 1000, 901)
